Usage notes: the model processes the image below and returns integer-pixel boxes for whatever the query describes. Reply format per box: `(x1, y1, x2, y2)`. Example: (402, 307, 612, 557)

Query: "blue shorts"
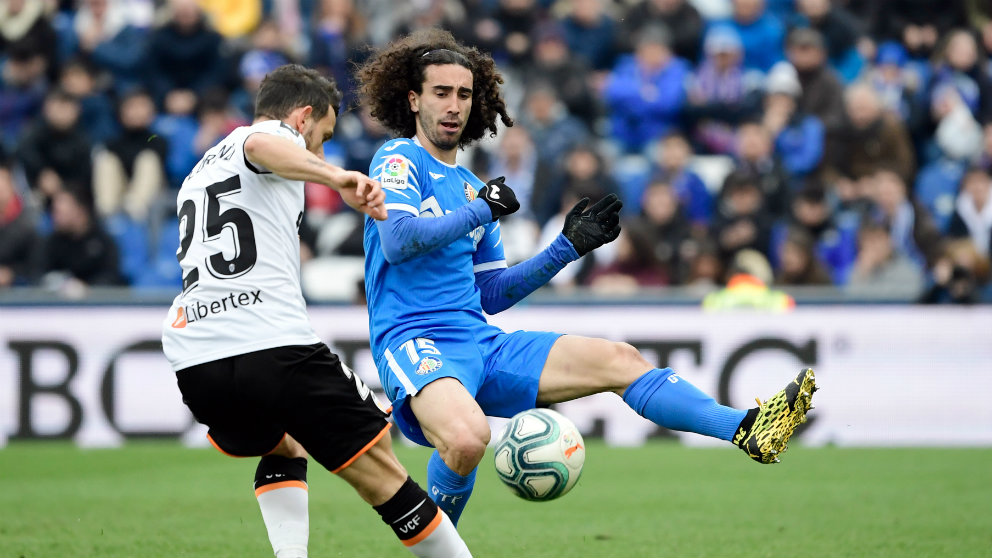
(376, 324, 562, 447)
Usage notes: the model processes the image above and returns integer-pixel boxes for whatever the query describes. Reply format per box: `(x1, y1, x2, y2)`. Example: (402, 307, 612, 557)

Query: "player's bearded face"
(413, 64, 473, 152)
(303, 109, 337, 155)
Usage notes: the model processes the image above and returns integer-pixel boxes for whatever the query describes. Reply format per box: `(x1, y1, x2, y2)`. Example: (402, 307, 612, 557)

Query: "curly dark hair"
(355, 28, 513, 148)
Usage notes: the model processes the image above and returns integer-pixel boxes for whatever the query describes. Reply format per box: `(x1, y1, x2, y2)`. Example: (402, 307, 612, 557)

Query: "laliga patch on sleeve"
(380, 155, 411, 190)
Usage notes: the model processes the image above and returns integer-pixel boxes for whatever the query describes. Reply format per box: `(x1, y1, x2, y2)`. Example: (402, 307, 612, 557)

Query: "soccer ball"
(493, 408, 585, 501)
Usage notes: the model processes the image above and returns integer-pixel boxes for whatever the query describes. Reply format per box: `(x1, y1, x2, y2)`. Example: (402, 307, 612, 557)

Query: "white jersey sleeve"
(161, 120, 321, 370)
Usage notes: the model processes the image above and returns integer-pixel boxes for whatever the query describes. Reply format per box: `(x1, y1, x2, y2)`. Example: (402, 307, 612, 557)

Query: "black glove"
(562, 193, 623, 256)
(478, 176, 520, 220)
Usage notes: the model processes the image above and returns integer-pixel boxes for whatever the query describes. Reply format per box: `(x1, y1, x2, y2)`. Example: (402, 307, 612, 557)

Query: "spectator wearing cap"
(603, 24, 689, 154)
(524, 21, 599, 128)
(617, 0, 704, 64)
(826, 83, 916, 185)
(685, 25, 764, 155)
(717, 0, 785, 73)
(792, 0, 866, 82)
(761, 61, 825, 183)
(946, 167, 992, 261)
(560, 0, 617, 72)
(865, 41, 919, 121)
(786, 27, 846, 131)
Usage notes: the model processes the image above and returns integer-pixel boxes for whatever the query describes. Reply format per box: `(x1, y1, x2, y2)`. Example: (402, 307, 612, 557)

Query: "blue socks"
(426, 450, 476, 526)
(622, 368, 747, 441)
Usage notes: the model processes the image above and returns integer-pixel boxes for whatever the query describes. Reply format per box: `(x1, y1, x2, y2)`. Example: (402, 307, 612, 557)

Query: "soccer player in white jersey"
(356, 29, 818, 527)
(161, 64, 471, 558)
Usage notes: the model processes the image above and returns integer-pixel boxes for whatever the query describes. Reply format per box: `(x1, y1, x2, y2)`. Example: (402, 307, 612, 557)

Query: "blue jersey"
(364, 137, 506, 357)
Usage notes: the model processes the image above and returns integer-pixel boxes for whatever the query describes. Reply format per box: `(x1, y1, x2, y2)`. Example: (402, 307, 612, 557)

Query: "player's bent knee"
(603, 341, 653, 391)
(438, 421, 489, 474)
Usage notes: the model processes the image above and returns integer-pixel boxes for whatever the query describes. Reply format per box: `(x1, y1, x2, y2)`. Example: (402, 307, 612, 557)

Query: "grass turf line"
(1, 441, 990, 557)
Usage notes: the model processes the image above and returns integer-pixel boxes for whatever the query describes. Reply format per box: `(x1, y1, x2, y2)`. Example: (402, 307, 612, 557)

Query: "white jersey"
(162, 120, 321, 370)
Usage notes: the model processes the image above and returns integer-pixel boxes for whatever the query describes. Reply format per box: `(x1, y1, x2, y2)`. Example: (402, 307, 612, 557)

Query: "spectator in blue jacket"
(651, 132, 714, 228)
(603, 24, 689, 154)
(720, 0, 785, 72)
(771, 183, 859, 284)
(761, 61, 824, 183)
(792, 0, 866, 82)
(58, 58, 117, 145)
(685, 25, 765, 155)
(560, 0, 616, 71)
(70, 0, 151, 96)
(0, 45, 47, 153)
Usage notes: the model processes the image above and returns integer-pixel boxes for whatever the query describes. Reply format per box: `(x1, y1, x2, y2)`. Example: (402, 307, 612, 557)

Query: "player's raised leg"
(408, 378, 491, 526)
(336, 433, 472, 558)
(537, 335, 816, 463)
(255, 435, 310, 558)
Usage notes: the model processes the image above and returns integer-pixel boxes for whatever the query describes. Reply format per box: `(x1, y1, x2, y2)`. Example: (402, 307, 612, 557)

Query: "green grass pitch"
(1, 440, 990, 557)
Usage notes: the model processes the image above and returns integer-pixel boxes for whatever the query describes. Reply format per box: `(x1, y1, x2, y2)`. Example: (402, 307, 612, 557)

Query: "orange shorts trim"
(330, 423, 392, 474)
(254, 480, 308, 497)
(207, 432, 286, 458)
(401, 511, 443, 547)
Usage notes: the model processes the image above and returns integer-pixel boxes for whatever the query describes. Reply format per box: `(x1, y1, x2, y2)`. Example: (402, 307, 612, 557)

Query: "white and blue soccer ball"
(493, 408, 585, 502)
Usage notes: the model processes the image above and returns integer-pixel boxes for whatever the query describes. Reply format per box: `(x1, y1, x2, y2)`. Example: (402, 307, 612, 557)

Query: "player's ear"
(298, 105, 314, 131)
(408, 91, 419, 114)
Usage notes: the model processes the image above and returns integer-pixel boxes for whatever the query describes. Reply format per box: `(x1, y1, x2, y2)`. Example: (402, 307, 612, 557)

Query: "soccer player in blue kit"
(356, 29, 817, 526)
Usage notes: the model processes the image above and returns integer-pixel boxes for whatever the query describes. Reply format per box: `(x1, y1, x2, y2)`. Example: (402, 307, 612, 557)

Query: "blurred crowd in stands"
(2, 0, 992, 303)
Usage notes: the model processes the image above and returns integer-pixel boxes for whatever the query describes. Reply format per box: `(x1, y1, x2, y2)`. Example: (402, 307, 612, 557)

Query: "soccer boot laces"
(732, 368, 817, 464)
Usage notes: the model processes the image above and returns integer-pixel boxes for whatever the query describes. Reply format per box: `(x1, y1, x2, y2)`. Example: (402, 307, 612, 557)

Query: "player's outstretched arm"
(244, 132, 387, 220)
(377, 200, 492, 264)
(474, 194, 623, 314)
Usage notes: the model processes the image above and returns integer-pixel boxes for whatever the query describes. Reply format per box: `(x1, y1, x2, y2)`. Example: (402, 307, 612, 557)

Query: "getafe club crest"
(464, 182, 477, 202)
(416, 357, 443, 375)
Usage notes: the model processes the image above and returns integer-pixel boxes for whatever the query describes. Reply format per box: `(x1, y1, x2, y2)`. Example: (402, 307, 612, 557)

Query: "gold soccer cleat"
(732, 368, 817, 464)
